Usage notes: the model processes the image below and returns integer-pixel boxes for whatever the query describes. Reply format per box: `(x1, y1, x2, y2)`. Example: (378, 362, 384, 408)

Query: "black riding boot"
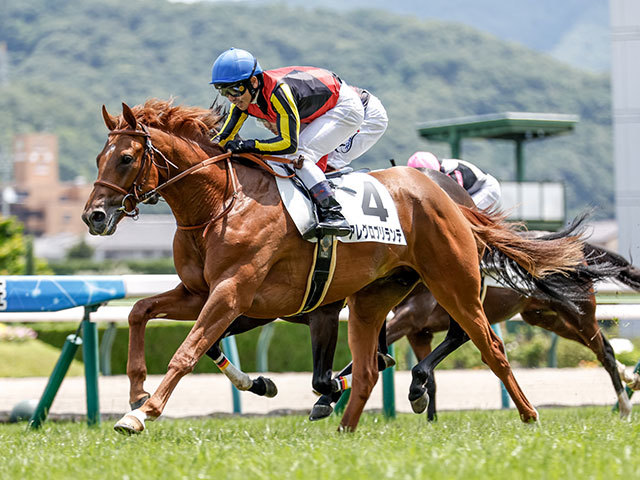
(309, 181, 351, 237)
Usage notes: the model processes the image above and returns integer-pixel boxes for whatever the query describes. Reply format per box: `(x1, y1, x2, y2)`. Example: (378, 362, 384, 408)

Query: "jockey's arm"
(212, 104, 248, 146)
(251, 83, 301, 155)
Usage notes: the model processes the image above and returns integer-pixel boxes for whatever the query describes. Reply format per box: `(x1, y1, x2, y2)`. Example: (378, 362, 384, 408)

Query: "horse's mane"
(116, 98, 226, 145)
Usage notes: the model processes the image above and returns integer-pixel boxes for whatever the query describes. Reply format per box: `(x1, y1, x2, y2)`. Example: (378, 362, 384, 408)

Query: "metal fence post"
(29, 334, 82, 429)
(82, 306, 100, 426)
(382, 343, 396, 419)
(99, 322, 117, 376)
(547, 332, 559, 368)
(221, 336, 242, 414)
(491, 323, 510, 409)
(256, 323, 275, 372)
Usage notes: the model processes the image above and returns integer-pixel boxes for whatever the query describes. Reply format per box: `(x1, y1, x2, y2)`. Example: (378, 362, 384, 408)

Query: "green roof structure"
(417, 112, 579, 181)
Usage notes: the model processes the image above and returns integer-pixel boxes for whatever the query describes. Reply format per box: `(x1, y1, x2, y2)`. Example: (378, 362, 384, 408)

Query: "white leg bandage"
(214, 353, 253, 390)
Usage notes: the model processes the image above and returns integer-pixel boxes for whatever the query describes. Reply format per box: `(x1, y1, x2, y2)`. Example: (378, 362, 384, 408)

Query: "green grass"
(2, 407, 640, 479)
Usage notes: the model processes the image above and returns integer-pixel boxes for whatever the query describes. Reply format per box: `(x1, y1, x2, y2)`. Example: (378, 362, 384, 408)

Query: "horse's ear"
(102, 105, 117, 131)
(122, 102, 137, 130)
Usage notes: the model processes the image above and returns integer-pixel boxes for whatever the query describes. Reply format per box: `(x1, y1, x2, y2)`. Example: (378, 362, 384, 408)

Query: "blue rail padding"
(490, 323, 511, 409)
(221, 336, 242, 414)
(0, 275, 125, 312)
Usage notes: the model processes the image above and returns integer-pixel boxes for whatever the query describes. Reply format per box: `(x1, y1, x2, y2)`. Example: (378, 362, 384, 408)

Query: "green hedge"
(48, 258, 176, 275)
(25, 320, 637, 376)
(29, 321, 354, 374)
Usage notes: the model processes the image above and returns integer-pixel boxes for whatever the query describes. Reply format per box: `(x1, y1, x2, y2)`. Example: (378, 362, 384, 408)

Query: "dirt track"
(1, 367, 634, 421)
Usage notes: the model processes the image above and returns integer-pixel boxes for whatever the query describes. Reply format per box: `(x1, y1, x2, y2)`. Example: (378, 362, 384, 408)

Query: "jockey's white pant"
(281, 82, 367, 190)
(470, 174, 501, 210)
(327, 92, 388, 170)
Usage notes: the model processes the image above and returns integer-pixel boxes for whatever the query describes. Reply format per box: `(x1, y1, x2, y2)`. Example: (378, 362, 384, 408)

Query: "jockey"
(407, 151, 501, 210)
(210, 47, 388, 237)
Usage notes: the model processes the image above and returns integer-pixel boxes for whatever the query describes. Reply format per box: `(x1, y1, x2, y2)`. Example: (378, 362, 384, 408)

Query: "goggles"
(214, 59, 258, 98)
(215, 82, 248, 98)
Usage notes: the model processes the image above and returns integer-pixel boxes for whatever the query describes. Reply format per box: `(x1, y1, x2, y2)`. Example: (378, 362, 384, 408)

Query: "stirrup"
(315, 221, 351, 238)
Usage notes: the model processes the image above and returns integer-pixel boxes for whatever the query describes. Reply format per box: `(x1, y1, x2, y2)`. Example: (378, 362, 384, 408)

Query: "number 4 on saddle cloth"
(274, 165, 407, 315)
(274, 165, 407, 246)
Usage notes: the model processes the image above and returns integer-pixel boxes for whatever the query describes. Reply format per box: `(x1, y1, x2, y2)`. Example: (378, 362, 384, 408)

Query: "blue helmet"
(210, 48, 263, 85)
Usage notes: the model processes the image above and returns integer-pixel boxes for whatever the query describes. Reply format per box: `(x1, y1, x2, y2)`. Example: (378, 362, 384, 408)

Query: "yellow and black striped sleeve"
(253, 83, 300, 155)
(212, 104, 248, 147)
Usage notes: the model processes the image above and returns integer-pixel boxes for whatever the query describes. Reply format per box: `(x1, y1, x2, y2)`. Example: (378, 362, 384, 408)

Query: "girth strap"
(289, 235, 338, 316)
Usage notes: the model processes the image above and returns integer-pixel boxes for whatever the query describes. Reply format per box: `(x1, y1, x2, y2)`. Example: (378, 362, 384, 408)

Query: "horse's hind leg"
(421, 258, 538, 423)
(339, 301, 387, 431)
(521, 300, 631, 420)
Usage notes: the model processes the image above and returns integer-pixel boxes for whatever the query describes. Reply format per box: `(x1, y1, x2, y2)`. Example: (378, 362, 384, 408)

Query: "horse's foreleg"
(118, 279, 254, 433)
(205, 341, 277, 397)
(309, 320, 395, 421)
(126, 283, 205, 408)
(408, 318, 468, 420)
(306, 301, 343, 396)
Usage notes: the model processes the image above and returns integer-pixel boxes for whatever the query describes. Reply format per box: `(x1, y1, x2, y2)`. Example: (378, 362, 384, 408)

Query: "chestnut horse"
(83, 99, 592, 434)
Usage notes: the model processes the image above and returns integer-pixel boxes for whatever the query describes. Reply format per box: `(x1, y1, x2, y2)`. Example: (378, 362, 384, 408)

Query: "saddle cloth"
(273, 165, 407, 246)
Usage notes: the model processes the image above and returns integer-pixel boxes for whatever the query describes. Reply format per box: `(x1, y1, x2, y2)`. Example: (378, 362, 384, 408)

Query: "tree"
(0, 216, 52, 274)
(66, 240, 94, 260)
(0, 217, 26, 275)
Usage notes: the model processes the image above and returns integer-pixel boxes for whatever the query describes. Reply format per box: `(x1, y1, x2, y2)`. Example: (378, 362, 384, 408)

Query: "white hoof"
(618, 392, 633, 421)
(114, 409, 147, 435)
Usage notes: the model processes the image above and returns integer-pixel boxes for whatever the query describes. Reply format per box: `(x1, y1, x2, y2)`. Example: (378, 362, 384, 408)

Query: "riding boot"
(309, 181, 351, 237)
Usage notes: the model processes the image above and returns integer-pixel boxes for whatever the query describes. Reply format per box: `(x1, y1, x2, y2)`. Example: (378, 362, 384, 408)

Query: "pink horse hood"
(407, 151, 440, 170)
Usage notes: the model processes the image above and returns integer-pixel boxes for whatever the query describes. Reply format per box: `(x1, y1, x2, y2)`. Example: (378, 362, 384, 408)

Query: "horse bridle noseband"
(94, 125, 178, 218)
(95, 124, 300, 236)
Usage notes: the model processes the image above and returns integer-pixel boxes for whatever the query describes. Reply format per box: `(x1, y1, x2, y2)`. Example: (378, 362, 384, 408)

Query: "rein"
(95, 125, 301, 236)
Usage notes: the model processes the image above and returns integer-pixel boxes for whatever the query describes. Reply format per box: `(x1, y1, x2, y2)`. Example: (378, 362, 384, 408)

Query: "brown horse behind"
(82, 99, 590, 434)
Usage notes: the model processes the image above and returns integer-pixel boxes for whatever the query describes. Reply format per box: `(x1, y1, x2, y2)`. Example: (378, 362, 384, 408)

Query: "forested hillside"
(273, 0, 610, 72)
(0, 0, 613, 217)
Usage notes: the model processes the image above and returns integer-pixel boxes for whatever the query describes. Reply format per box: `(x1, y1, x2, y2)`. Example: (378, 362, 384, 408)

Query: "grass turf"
(1, 407, 639, 479)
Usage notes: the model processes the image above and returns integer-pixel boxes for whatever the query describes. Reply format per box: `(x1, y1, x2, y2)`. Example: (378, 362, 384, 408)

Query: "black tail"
(482, 213, 627, 314)
(582, 243, 640, 291)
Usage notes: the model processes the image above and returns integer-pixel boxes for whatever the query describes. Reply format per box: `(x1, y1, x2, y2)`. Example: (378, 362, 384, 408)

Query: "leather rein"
(94, 125, 301, 237)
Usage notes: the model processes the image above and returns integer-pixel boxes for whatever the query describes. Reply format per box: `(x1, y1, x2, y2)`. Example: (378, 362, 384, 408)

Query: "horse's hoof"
(377, 352, 396, 370)
(618, 392, 632, 421)
(259, 376, 278, 398)
(410, 391, 429, 414)
(521, 409, 541, 427)
(130, 394, 150, 410)
(309, 403, 334, 421)
(114, 414, 145, 435)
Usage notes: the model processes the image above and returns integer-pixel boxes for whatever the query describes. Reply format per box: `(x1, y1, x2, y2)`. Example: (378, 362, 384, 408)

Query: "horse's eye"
(121, 154, 134, 165)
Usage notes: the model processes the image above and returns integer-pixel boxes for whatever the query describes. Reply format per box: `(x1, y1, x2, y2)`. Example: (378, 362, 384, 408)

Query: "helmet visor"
(215, 82, 248, 98)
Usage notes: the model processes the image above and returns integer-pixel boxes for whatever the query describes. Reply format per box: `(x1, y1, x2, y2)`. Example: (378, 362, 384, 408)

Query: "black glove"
(225, 139, 254, 154)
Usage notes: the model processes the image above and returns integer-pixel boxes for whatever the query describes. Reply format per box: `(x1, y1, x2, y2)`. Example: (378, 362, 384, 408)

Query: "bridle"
(94, 123, 301, 236)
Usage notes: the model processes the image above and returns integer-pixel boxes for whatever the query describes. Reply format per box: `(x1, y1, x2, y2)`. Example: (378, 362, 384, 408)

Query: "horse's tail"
(459, 206, 584, 278)
(460, 207, 621, 311)
(582, 243, 640, 291)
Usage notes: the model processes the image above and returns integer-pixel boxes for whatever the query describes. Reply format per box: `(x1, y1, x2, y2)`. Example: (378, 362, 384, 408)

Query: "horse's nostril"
(90, 211, 106, 224)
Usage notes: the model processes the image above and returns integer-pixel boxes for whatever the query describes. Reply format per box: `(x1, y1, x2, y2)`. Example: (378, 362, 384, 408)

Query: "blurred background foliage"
(0, 0, 613, 219)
